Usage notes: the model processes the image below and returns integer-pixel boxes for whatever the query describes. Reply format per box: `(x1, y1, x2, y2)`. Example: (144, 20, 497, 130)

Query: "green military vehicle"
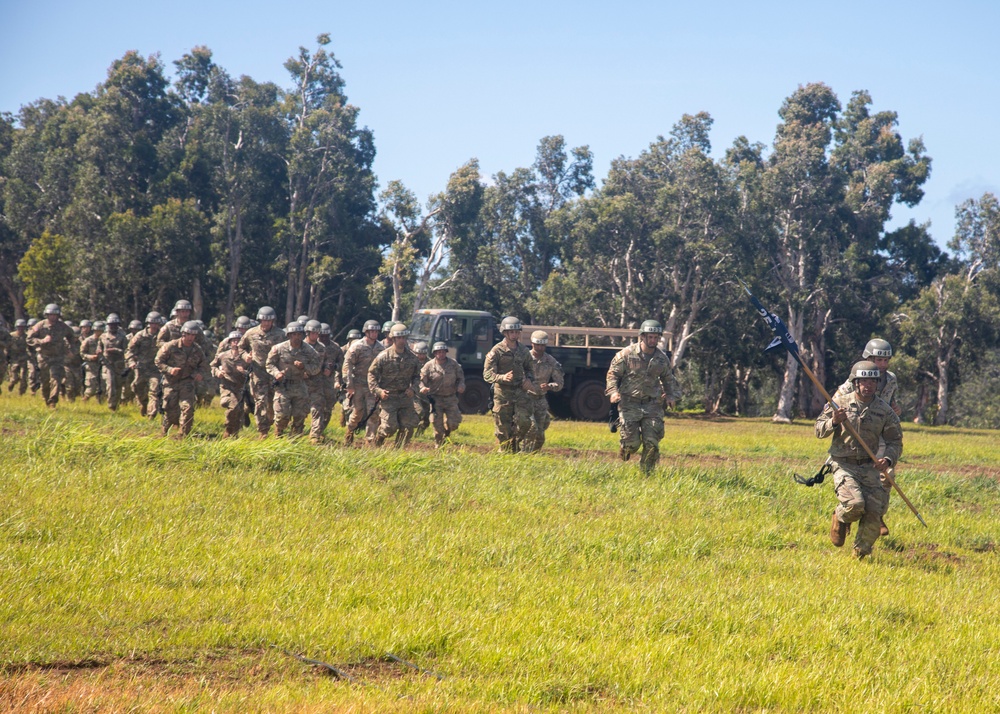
(409, 309, 642, 421)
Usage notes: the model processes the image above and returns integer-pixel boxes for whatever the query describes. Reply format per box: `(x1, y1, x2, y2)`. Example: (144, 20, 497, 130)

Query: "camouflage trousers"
(833, 460, 890, 557)
(618, 398, 666, 472)
(522, 396, 552, 453)
(37, 357, 66, 407)
(7, 359, 28, 394)
(28, 357, 39, 393)
(102, 360, 126, 410)
(318, 380, 339, 434)
(414, 395, 431, 434)
(63, 363, 82, 400)
(430, 394, 462, 444)
(250, 370, 275, 435)
(346, 387, 379, 441)
(162, 379, 197, 436)
(219, 385, 246, 437)
(131, 369, 156, 417)
(375, 394, 418, 447)
(274, 380, 309, 437)
(492, 390, 532, 453)
(307, 380, 328, 442)
(83, 362, 103, 400)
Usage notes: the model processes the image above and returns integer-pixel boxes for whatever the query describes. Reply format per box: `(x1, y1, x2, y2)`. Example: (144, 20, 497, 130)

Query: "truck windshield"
(409, 314, 435, 342)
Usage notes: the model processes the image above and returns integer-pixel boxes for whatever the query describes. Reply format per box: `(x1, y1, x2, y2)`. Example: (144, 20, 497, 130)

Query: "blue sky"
(3, 0, 998, 249)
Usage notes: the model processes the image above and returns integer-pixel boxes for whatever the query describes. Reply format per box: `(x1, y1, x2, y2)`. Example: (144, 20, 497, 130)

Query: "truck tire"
(459, 377, 491, 415)
(570, 379, 609, 421)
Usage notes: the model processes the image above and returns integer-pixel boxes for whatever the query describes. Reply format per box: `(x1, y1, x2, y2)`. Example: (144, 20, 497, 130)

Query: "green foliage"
(17, 230, 72, 315)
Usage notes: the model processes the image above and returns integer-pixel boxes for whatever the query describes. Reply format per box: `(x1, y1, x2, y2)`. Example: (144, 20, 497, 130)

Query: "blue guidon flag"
(738, 278, 800, 360)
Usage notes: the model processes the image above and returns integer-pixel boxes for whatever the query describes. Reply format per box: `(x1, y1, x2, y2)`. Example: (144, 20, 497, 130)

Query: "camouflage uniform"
(606, 342, 682, 473)
(413, 352, 431, 434)
(63, 330, 83, 401)
(239, 324, 286, 436)
(80, 332, 104, 400)
(212, 347, 252, 437)
(0, 324, 10, 384)
(27, 319, 73, 407)
(154, 338, 209, 436)
(367, 347, 422, 447)
(835, 371, 898, 414)
(522, 352, 565, 453)
(420, 356, 465, 446)
(483, 340, 536, 452)
(304, 338, 328, 442)
(266, 340, 321, 436)
(6, 329, 29, 394)
(816, 390, 903, 558)
(342, 339, 384, 442)
(126, 329, 161, 417)
(98, 329, 128, 410)
(318, 340, 344, 435)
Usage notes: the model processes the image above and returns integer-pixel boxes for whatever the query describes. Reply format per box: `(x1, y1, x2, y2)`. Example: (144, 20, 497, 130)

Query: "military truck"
(409, 309, 643, 421)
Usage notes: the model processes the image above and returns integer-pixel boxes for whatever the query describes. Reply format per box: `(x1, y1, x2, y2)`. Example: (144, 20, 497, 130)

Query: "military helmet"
(432, 341, 448, 353)
(850, 360, 881, 382)
(363, 320, 380, 332)
(106, 313, 121, 324)
(181, 320, 201, 335)
(28, 318, 39, 327)
(172, 299, 192, 312)
(44, 303, 61, 316)
(412, 341, 428, 354)
(72, 326, 81, 336)
(128, 319, 143, 331)
(305, 319, 322, 333)
(530, 330, 549, 345)
(285, 321, 305, 334)
(320, 322, 331, 336)
(863, 338, 892, 359)
(257, 306, 277, 321)
(64, 320, 75, 328)
(145, 311, 161, 325)
(347, 329, 362, 340)
(93, 320, 106, 330)
(235, 315, 252, 329)
(297, 314, 309, 325)
(499, 316, 522, 332)
(15, 319, 27, 328)
(382, 320, 395, 333)
(639, 320, 663, 335)
(389, 323, 410, 338)
(227, 330, 241, 343)
(79, 319, 93, 329)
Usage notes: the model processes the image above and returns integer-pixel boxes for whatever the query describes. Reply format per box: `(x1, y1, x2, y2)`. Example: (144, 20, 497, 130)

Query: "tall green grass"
(2, 393, 999, 711)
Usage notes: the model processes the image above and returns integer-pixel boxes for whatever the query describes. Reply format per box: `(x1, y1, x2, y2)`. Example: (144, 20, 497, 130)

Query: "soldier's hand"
(170, 367, 182, 376)
(457, 385, 465, 394)
(236, 365, 245, 373)
(293, 360, 304, 370)
(43, 335, 52, 344)
(665, 399, 675, 410)
(404, 388, 414, 398)
(832, 406, 848, 425)
(876, 458, 892, 472)
(194, 373, 203, 382)
(502, 370, 515, 382)
(610, 393, 621, 404)
(347, 388, 355, 399)
(276, 371, 285, 381)
(420, 386, 430, 395)
(323, 368, 331, 376)
(521, 378, 533, 392)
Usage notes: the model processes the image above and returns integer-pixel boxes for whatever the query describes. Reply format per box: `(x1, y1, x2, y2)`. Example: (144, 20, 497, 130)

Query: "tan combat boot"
(829, 512, 850, 547)
(879, 517, 889, 537)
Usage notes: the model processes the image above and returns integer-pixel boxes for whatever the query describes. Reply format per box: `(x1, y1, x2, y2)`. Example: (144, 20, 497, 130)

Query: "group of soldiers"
(2, 303, 905, 559)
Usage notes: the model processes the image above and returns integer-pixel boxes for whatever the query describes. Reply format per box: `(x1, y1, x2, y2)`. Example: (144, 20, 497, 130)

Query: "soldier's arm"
(606, 351, 624, 400)
(482, 348, 501, 384)
(265, 345, 282, 380)
(549, 359, 565, 392)
(342, 346, 356, 386)
(409, 359, 422, 395)
(367, 353, 382, 395)
(303, 344, 321, 377)
(881, 413, 903, 466)
(154, 344, 171, 373)
(454, 360, 466, 392)
(815, 403, 840, 439)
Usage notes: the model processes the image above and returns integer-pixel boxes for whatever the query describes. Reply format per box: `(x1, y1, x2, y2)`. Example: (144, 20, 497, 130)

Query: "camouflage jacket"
(98, 329, 128, 365)
(483, 340, 535, 396)
(343, 339, 384, 390)
(7, 332, 28, 363)
(321, 340, 344, 387)
(126, 330, 160, 372)
(211, 349, 251, 392)
(240, 325, 286, 373)
(27, 320, 73, 362)
(368, 347, 422, 397)
(154, 339, 209, 384)
(266, 340, 321, 383)
(606, 342, 681, 404)
(816, 390, 903, 466)
(420, 356, 465, 397)
(527, 351, 564, 397)
(80, 334, 103, 364)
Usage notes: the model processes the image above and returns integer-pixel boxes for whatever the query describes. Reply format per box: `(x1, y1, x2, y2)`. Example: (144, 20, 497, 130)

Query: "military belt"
(836, 455, 872, 466)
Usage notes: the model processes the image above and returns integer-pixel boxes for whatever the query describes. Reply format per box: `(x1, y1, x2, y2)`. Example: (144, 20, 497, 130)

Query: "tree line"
(2, 36, 998, 426)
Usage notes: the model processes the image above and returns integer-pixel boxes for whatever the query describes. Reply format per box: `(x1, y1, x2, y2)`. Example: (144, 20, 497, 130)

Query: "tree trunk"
(934, 357, 950, 425)
(224, 201, 243, 332)
(192, 277, 203, 321)
(772, 309, 803, 423)
(912, 384, 929, 424)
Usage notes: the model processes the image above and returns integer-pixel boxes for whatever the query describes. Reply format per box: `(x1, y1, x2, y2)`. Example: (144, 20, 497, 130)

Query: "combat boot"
(619, 445, 632, 462)
(830, 512, 850, 547)
(344, 430, 354, 446)
(879, 517, 889, 537)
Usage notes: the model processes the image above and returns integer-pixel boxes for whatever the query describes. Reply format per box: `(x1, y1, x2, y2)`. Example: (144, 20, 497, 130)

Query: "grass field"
(2, 393, 1000, 712)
